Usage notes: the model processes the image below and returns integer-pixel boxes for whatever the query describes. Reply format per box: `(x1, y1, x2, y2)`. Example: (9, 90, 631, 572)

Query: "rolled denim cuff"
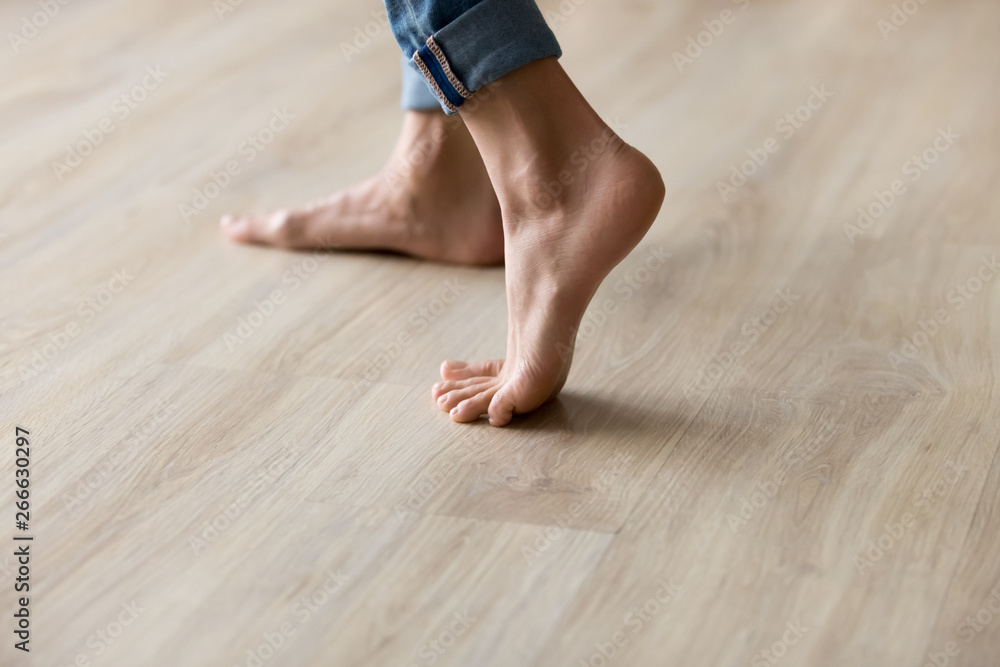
(409, 0, 561, 114)
(400, 54, 442, 110)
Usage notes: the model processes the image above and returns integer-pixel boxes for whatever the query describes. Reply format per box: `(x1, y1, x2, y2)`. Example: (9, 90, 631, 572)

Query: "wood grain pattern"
(1, 0, 998, 665)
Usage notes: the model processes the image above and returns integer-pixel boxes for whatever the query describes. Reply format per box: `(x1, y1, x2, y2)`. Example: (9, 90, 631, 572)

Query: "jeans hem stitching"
(425, 35, 472, 99)
(412, 52, 459, 113)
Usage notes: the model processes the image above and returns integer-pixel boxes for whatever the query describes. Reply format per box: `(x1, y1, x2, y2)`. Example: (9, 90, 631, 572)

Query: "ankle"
(383, 111, 482, 188)
(457, 58, 632, 214)
(502, 130, 633, 218)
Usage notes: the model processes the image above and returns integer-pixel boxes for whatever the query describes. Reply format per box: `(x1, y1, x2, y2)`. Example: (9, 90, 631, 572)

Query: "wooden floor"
(2, 0, 999, 665)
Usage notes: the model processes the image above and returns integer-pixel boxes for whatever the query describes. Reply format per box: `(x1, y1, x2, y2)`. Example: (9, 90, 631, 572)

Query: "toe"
(220, 214, 251, 242)
(437, 382, 492, 411)
(450, 384, 500, 423)
(440, 359, 504, 381)
(439, 360, 469, 380)
(227, 210, 299, 247)
(431, 376, 491, 400)
(256, 210, 297, 247)
(431, 380, 448, 399)
(488, 386, 516, 427)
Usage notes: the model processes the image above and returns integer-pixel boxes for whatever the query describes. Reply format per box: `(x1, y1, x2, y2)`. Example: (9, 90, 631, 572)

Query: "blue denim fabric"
(385, 0, 561, 114)
(401, 54, 442, 110)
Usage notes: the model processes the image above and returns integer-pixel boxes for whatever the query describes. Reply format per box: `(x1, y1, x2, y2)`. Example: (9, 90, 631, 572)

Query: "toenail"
(223, 217, 247, 234)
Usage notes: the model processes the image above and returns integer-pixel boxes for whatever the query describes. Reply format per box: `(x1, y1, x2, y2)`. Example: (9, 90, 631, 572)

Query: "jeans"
(400, 54, 441, 110)
(388, 0, 561, 114)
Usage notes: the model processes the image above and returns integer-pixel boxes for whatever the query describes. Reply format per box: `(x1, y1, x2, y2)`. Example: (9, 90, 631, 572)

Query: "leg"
(220, 57, 503, 265)
(434, 59, 664, 425)
(382, 0, 664, 424)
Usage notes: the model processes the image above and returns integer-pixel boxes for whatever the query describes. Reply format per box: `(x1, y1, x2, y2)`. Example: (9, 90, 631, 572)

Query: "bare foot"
(431, 58, 665, 426)
(220, 111, 504, 265)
